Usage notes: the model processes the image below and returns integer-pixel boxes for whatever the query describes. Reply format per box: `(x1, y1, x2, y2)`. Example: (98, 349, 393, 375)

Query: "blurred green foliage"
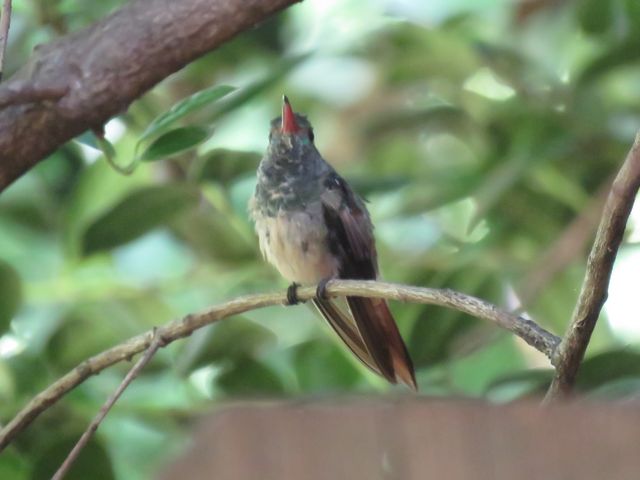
(2, 0, 640, 477)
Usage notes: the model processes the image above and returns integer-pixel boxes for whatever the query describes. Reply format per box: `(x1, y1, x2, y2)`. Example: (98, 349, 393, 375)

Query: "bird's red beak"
(281, 95, 300, 134)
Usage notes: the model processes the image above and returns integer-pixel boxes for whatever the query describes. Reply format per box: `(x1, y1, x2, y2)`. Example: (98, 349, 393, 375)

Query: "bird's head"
(267, 96, 316, 156)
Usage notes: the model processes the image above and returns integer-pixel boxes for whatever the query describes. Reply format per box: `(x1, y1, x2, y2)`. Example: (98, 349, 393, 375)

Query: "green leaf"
(485, 369, 553, 402)
(140, 126, 212, 162)
(576, 0, 613, 35)
(63, 159, 150, 258)
(0, 449, 30, 480)
(179, 317, 276, 373)
(216, 356, 285, 396)
(97, 135, 138, 175)
(346, 175, 410, 198)
(81, 184, 199, 254)
(588, 377, 640, 399)
(363, 105, 470, 138)
(624, 0, 640, 32)
(33, 435, 114, 480)
(171, 183, 256, 263)
(448, 335, 526, 396)
(409, 309, 475, 368)
(5, 354, 50, 397)
(292, 340, 361, 391)
(46, 300, 172, 372)
(206, 54, 309, 123)
(0, 260, 22, 333)
(408, 270, 501, 368)
(73, 131, 102, 151)
(139, 84, 235, 143)
(74, 131, 136, 175)
(95, 134, 117, 161)
(192, 149, 260, 184)
(578, 38, 640, 85)
(576, 349, 640, 391)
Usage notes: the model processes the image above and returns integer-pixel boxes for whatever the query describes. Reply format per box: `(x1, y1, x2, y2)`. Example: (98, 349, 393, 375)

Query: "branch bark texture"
(545, 133, 640, 400)
(0, 0, 12, 81)
(0, 280, 560, 451)
(0, 0, 301, 191)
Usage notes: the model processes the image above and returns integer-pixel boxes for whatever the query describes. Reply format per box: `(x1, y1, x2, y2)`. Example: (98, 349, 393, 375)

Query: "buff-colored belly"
(253, 206, 339, 285)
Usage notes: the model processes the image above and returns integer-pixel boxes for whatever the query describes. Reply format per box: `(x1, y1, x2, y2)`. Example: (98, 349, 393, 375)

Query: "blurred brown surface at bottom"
(159, 398, 640, 480)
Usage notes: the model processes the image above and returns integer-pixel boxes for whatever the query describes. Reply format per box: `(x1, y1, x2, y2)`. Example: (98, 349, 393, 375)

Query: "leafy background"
(2, 0, 640, 478)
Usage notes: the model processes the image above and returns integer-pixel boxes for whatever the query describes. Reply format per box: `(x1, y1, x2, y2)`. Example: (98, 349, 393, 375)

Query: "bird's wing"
(319, 173, 417, 389)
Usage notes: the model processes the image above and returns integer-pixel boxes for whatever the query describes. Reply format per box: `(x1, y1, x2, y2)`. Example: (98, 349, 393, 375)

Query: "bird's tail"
(347, 297, 417, 390)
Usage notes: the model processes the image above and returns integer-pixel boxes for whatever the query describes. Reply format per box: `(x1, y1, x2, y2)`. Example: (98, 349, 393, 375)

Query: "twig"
(0, 0, 11, 82)
(0, 280, 560, 451)
(545, 133, 640, 401)
(51, 329, 166, 480)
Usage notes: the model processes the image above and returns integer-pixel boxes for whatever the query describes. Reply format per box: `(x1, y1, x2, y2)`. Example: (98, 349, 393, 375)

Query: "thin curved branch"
(52, 329, 166, 480)
(0, 0, 301, 191)
(545, 133, 640, 400)
(0, 280, 559, 451)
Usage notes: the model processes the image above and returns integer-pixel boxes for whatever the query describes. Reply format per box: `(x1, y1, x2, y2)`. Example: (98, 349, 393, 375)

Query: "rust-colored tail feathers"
(314, 296, 417, 390)
(347, 297, 417, 390)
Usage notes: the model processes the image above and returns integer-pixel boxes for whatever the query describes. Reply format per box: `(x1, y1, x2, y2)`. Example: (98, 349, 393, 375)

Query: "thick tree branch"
(0, 80, 68, 108)
(545, 133, 640, 401)
(0, 0, 301, 191)
(0, 280, 559, 451)
(0, 0, 11, 81)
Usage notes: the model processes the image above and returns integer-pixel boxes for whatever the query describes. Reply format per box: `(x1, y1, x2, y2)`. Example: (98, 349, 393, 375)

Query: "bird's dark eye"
(308, 129, 315, 142)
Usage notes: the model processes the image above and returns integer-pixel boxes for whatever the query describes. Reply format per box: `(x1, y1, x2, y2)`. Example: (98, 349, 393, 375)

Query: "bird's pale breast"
(251, 199, 339, 284)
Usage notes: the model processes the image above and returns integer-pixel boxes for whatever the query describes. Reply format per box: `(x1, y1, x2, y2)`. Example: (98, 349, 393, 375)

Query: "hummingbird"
(249, 96, 417, 390)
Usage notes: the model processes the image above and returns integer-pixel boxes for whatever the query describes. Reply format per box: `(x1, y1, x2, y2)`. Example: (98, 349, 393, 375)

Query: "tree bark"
(0, 0, 301, 191)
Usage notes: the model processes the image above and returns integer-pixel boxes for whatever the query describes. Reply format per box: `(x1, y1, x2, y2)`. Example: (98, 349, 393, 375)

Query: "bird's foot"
(315, 277, 332, 300)
(286, 283, 303, 305)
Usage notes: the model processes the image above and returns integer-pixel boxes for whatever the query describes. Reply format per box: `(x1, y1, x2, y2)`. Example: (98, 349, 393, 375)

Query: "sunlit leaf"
(140, 126, 212, 162)
(81, 184, 199, 254)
